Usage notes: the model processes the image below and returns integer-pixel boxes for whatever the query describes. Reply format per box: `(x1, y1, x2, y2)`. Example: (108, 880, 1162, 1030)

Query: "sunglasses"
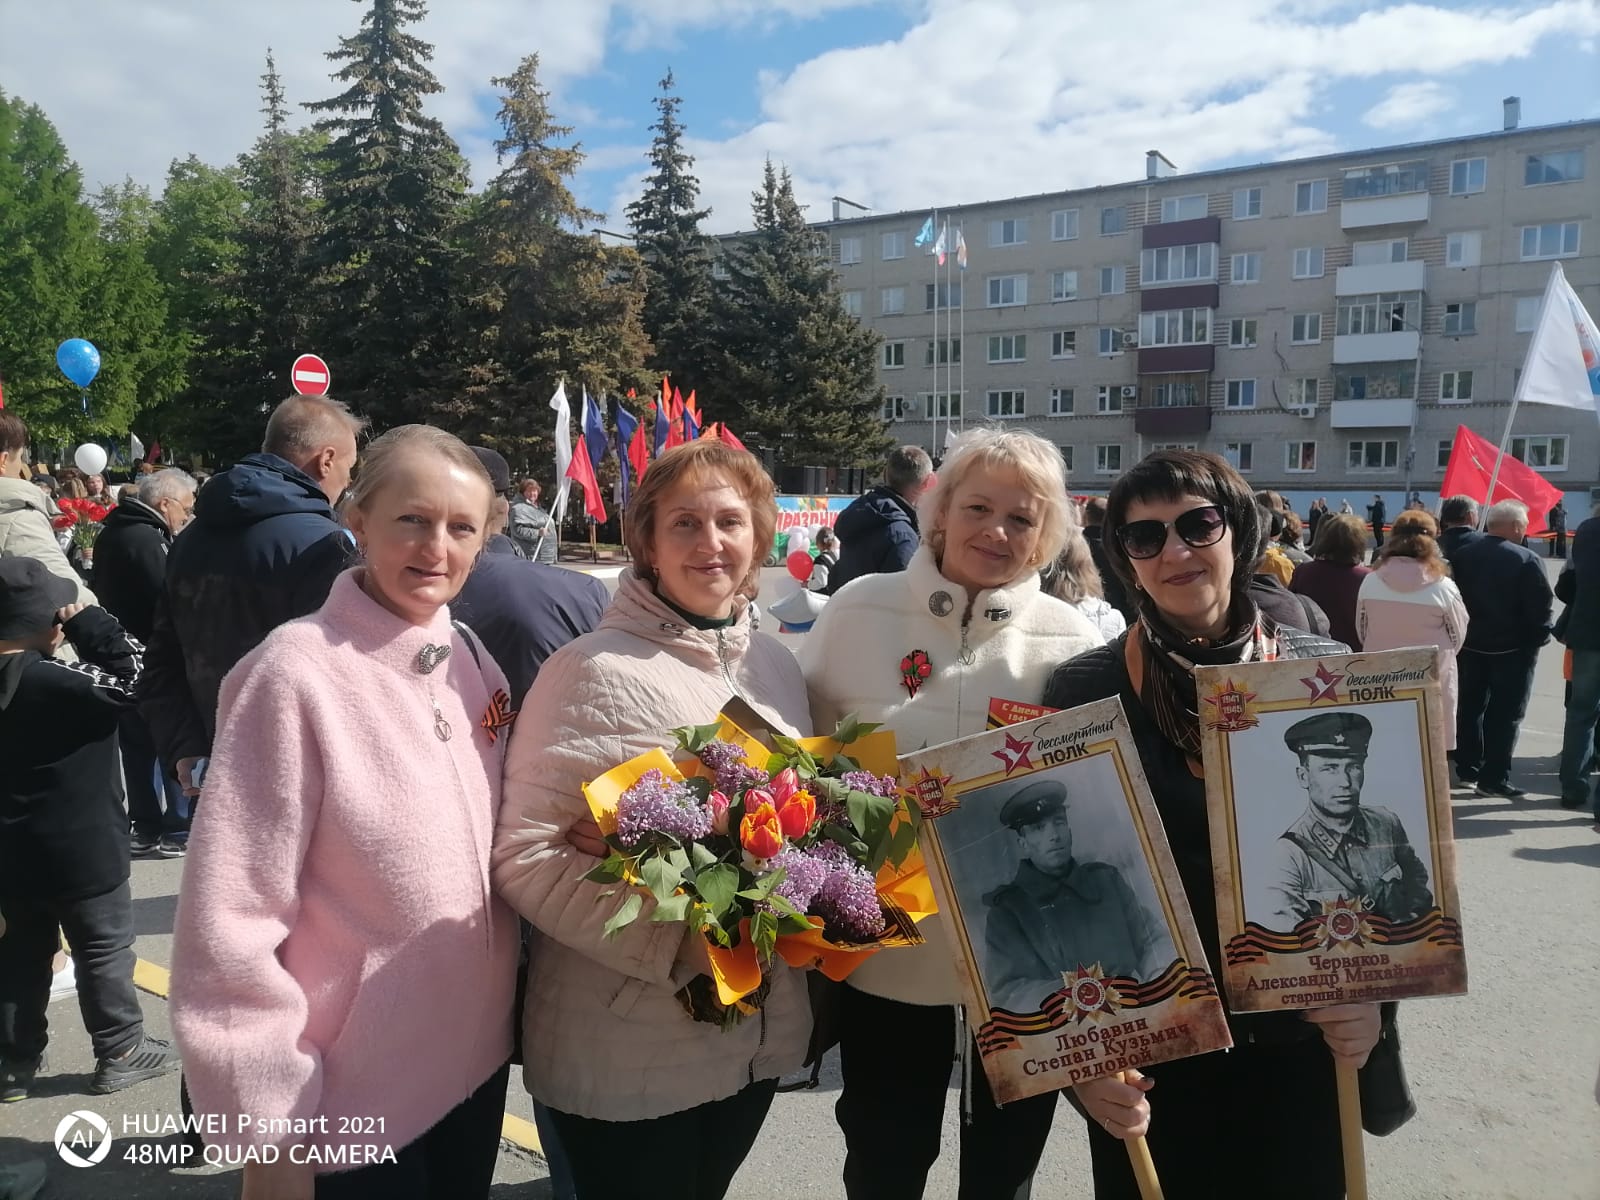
(1116, 505, 1227, 560)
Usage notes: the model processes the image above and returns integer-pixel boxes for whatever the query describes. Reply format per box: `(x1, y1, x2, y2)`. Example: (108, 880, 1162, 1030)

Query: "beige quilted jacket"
(492, 569, 813, 1120)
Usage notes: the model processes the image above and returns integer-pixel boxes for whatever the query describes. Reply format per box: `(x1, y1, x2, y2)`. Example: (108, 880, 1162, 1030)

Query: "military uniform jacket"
(1267, 805, 1432, 929)
(983, 858, 1172, 1013)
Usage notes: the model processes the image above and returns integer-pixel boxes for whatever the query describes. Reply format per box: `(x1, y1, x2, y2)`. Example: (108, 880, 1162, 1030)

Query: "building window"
(881, 231, 906, 260)
(1520, 222, 1580, 261)
(1292, 246, 1325, 279)
(1149, 378, 1203, 407)
(987, 274, 1027, 307)
(1095, 444, 1123, 473)
(1291, 313, 1322, 344)
(1289, 377, 1319, 408)
(1161, 194, 1207, 222)
(1348, 439, 1400, 471)
(1096, 385, 1125, 413)
(1335, 362, 1416, 400)
(1233, 186, 1262, 220)
(1140, 243, 1217, 286)
(1230, 252, 1261, 284)
(919, 392, 963, 419)
(882, 340, 906, 369)
(1525, 151, 1584, 186)
(924, 281, 962, 310)
(1049, 387, 1074, 415)
(1060, 445, 1074, 471)
(1097, 327, 1127, 355)
(1351, 237, 1407, 266)
(838, 236, 862, 265)
(1228, 317, 1259, 347)
(986, 389, 1026, 418)
(987, 334, 1027, 363)
(1449, 157, 1486, 196)
(1138, 307, 1211, 347)
(1514, 296, 1541, 332)
(1436, 439, 1454, 469)
(1285, 441, 1317, 472)
(1100, 206, 1126, 235)
(989, 218, 1028, 247)
(924, 338, 962, 366)
(1294, 178, 1328, 214)
(1148, 442, 1198, 452)
(1343, 160, 1428, 199)
(880, 286, 906, 316)
(1443, 301, 1477, 336)
(1050, 330, 1077, 359)
(711, 258, 730, 280)
(1224, 442, 1254, 472)
(840, 290, 863, 317)
(1440, 370, 1474, 401)
(1096, 265, 1125, 296)
(1336, 292, 1421, 336)
(882, 394, 908, 421)
(1510, 435, 1568, 470)
(1446, 231, 1482, 268)
(1050, 270, 1079, 302)
(1225, 379, 1257, 409)
(1051, 209, 1080, 241)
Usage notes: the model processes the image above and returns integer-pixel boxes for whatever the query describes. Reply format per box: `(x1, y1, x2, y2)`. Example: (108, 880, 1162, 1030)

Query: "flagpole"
(958, 223, 966, 434)
(931, 208, 940, 462)
(943, 228, 951, 456)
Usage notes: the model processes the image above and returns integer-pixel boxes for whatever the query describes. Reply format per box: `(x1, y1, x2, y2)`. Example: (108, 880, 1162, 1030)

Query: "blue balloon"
(56, 338, 101, 389)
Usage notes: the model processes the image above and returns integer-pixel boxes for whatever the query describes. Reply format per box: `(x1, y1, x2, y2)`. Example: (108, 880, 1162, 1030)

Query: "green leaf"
(666, 846, 691, 876)
(682, 775, 712, 803)
(651, 894, 692, 923)
(602, 893, 643, 939)
(582, 854, 627, 884)
(676, 722, 728, 754)
(830, 713, 882, 744)
(847, 789, 898, 861)
(689, 842, 720, 871)
(737, 868, 785, 902)
(751, 908, 778, 963)
(885, 817, 920, 868)
(640, 855, 684, 904)
(696, 863, 741, 916)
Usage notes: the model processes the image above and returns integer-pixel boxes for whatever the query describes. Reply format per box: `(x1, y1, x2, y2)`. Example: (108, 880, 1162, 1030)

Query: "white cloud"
(1363, 81, 1457, 130)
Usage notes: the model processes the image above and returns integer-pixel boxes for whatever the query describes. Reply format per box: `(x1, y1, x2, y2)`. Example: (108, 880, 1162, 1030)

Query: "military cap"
(1283, 711, 1372, 759)
(998, 778, 1069, 830)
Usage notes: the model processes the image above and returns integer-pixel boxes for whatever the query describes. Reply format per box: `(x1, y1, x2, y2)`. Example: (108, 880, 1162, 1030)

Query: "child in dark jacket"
(0, 557, 180, 1103)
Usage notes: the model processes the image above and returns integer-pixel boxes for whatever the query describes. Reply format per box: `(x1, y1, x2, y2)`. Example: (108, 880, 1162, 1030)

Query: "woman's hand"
(566, 816, 608, 858)
(1303, 1003, 1382, 1068)
(241, 1158, 315, 1200)
(1072, 1069, 1154, 1140)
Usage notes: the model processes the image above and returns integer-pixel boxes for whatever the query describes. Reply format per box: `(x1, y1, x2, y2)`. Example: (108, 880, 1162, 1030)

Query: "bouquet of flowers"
(583, 713, 936, 1027)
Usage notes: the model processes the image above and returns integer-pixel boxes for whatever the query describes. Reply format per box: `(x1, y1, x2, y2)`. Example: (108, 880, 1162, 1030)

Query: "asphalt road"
(4, 564, 1597, 1199)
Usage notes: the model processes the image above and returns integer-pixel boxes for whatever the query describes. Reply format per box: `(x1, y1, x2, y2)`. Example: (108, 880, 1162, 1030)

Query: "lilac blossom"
(615, 770, 712, 848)
(810, 842, 887, 941)
(715, 761, 770, 798)
(768, 848, 829, 912)
(840, 770, 900, 798)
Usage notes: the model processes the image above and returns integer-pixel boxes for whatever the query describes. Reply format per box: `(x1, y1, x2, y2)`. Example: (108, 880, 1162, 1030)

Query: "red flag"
(720, 426, 748, 452)
(628, 421, 649, 482)
(0, 373, 6, 409)
(1439, 424, 1563, 535)
(564, 444, 608, 523)
(700, 421, 720, 441)
(665, 391, 686, 450)
(147, 440, 163, 463)
(685, 389, 700, 420)
(626, 387, 637, 399)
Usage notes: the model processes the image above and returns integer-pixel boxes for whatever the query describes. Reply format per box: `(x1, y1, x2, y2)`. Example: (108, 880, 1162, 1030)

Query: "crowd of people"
(1, 398, 1593, 1200)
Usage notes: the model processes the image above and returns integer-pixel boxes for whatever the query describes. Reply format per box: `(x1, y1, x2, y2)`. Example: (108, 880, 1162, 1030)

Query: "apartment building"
(810, 104, 1598, 501)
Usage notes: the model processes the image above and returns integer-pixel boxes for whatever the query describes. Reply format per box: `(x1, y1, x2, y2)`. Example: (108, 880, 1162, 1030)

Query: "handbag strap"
(1281, 829, 1364, 898)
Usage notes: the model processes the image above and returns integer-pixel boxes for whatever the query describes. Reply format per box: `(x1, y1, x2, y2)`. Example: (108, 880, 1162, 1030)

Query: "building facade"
(809, 110, 1598, 505)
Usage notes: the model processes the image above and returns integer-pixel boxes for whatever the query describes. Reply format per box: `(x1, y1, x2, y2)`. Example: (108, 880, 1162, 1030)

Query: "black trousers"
(1455, 647, 1539, 787)
(315, 1063, 509, 1200)
(0, 881, 144, 1062)
(835, 986, 1058, 1200)
(1086, 1034, 1343, 1199)
(547, 1078, 777, 1200)
(120, 712, 189, 839)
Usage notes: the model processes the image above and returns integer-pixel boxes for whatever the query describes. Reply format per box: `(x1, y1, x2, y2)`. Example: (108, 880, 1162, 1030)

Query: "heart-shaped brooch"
(415, 644, 452, 675)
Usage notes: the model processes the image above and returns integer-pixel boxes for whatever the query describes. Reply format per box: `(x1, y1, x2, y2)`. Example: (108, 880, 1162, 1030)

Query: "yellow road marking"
(134, 959, 545, 1158)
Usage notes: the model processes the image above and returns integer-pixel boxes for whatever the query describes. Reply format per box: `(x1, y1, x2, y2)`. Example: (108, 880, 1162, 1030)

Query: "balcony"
(1333, 330, 1420, 364)
(1340, 160, 1431, 229)
(1341, 192, 1431, 230)
(1141, 216, 1221, 250)
(1138, 344, 1215, 374)
(1330, 398, 1416, 428)
(1335, 259, 1426, 296)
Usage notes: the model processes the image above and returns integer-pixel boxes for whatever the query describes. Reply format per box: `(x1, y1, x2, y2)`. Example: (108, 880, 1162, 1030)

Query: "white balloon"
(74, 443, 108, 476)
(785, 529, 811, 553)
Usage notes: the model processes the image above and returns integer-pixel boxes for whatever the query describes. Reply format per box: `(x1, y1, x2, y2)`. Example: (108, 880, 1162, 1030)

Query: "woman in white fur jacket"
(799, 428, 1103, 1200)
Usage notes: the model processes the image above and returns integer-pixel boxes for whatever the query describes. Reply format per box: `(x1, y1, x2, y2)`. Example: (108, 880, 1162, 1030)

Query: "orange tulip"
(740, 802, 784, 859)
(774, 788, 817, 840)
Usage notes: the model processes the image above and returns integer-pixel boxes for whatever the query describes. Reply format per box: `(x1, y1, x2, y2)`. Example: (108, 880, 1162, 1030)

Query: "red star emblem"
(991, 732, 1036, 777)
(1203, 678, 1260, 731)
(1299, 663, 1344, 704)
(910, 764, 957, 817)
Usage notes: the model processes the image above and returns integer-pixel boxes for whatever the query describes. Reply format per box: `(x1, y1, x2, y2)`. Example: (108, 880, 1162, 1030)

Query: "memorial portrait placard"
(901, 697, 1232, 1104)
(1196, 648, 1467, 1013)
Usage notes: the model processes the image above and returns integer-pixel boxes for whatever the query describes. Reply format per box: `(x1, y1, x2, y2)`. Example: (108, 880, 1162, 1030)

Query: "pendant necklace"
(415, 643, 453, 742)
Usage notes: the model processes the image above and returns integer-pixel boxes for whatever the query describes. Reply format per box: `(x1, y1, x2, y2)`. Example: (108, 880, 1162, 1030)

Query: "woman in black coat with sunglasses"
(1044, 450, 1381, 1199)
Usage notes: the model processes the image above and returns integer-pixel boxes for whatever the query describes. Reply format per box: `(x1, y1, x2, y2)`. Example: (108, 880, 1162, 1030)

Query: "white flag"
(129, 432, 145, 462)
(549, 380, 573, 523)
(1514, 261, 1600, 414)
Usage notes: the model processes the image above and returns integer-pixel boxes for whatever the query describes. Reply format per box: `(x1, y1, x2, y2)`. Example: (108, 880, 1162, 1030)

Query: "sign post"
(290, 354, 332, 397)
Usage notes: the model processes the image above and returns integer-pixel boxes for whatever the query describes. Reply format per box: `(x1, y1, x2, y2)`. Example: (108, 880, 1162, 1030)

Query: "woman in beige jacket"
(492, 440, 812, 1200)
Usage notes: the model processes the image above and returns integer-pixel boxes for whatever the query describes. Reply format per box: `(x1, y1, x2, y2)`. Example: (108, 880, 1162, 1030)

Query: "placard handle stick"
(1336, 1060, 1368, 1200)
(1126, 1135, 1163, 1200)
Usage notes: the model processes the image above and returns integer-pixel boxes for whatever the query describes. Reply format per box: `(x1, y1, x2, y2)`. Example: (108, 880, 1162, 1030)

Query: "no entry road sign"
(291, 353, 331, 396)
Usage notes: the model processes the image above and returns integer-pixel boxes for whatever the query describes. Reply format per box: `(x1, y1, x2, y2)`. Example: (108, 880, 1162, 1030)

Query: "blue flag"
(914, 214, 935, 247)
(581, 388, 608, 468)
(614, 403, 639, 506)
(654, 398, 670, 455)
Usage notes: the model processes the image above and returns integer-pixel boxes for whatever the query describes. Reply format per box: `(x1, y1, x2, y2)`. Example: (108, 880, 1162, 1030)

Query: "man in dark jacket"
(1450, 499, 1554, 798)
(92, 468, 197, 857)
(1438, 495, 1483, 564)
(1367, 494, 1387, 552)
(1548, 500, 1567, 559)
(1081, 497, 1133, 621)
(824, 445, 934, 595)
(138, 395, 362, 793)
(1557, 512, 1600, 811)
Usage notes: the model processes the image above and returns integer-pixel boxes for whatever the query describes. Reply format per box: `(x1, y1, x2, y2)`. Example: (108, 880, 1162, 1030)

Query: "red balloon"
(786, 550, 814, 582)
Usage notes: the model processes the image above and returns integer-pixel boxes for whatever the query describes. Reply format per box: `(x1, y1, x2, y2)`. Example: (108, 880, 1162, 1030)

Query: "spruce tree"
(305, 0, 466, 428)
(626, 71, 713, 387)
(710, 161, 889, 467)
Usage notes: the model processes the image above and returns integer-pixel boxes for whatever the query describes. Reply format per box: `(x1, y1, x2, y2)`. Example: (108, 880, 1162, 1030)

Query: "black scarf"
(1132, 600, 1273, 763)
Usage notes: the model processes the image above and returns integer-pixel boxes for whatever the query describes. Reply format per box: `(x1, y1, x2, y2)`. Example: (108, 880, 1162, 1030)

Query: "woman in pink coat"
(1356, 510, 1469, 747)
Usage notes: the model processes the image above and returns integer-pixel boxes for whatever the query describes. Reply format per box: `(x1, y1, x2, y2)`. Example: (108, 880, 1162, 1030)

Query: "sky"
(2, 0, 1598, 235)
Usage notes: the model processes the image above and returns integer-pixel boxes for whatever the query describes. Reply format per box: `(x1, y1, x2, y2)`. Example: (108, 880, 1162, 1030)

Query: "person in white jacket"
(0, 413, 95, 605)
(799, 427, 1103, 1200)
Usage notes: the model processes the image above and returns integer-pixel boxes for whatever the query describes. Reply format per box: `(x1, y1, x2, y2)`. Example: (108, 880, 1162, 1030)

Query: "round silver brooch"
(928, 590, 955, 617)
